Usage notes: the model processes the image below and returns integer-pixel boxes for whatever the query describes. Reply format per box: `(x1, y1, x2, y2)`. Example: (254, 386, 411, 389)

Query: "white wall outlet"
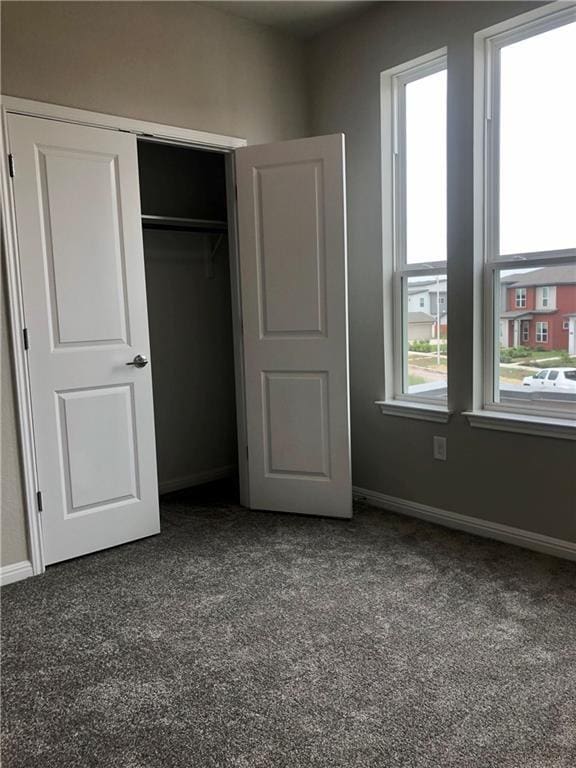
(433, 435, 447, 461)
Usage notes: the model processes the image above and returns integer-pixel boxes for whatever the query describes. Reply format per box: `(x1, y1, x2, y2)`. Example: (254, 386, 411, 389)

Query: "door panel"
(57, 385, 139, 511)
(256, 160, 326, 335)
(235, 134, 351, 518)
(38, 147, 129, 346)
(8, 114, 160, 564)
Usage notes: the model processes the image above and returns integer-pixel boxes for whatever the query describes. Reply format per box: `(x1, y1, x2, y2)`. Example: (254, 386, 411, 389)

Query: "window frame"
(515, 287, 526, 309)
(536, 321, 549, 344)
(380, 48, 449, 416)
(476, 3, 576, 426)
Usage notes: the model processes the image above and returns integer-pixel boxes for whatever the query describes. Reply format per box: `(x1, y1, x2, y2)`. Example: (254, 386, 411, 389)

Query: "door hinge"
(36, 490, 43, 512)
(8, 154, 15, 178)
(23, 328, 29, 350)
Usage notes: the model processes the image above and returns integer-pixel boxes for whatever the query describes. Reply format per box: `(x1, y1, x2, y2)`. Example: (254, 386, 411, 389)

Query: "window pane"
(405, 275, 447, 399)
(405, 70, 447, 264)
(499, 21, 576, 255)
(496, 265, 576, 417)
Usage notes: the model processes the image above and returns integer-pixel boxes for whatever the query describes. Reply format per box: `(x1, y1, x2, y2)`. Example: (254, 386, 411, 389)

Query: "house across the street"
(407, 312, 435, 341)
(500, 265, 576, 353)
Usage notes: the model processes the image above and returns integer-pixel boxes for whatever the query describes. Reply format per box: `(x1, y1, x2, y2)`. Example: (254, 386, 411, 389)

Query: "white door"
(235, 134, 351, 518)
(8, 114, 160, 565)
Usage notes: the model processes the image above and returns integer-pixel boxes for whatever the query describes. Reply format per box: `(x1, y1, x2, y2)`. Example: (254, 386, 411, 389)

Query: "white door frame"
(0, 96, 248, 577)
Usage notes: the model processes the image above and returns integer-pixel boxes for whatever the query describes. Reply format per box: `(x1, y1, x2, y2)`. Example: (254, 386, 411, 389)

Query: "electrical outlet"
(433, 435, 447, 461)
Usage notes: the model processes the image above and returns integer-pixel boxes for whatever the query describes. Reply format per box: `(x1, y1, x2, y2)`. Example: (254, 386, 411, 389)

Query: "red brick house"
(500, 265, 576, 353)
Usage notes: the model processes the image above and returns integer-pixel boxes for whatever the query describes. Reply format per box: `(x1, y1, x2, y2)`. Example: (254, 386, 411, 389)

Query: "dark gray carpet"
(2, 488, 576, 768)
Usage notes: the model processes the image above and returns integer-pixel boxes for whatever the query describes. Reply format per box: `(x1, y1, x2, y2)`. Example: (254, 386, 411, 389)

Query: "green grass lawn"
(408, 374, 427, 386)
(500, 366, 530, 382)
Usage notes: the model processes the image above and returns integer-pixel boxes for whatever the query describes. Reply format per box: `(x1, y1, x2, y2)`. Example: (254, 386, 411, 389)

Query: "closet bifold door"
(8, 113, 160, 565)
(235, 134, 352, 518)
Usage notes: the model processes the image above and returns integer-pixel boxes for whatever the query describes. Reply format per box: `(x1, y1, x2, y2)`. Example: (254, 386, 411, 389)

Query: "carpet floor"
(1, 485, 575, 768)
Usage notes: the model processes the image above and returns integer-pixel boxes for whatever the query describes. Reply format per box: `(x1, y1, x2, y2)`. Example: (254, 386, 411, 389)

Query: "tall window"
(536, 322, 549, 345)
(381, 50, 448, 409)
(480, 7, 576, 421)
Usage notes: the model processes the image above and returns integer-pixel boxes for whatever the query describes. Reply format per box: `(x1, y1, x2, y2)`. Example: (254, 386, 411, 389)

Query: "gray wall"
(144, 232, 237, 489)
(1, 270, 29, 565)
(1, 1, 309, 144)
(0, 1, 310, 567)
(308, 1, 576, 542)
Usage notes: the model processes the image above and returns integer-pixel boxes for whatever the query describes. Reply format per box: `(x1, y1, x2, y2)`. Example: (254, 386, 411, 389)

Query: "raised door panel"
(57, 386, 139, 512)
(263, 372, 329, 478)
(38, 148, 129, 346)
(256, 161, 326, 337)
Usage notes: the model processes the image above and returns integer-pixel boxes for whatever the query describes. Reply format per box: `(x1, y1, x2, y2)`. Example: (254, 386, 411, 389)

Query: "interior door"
(8, 114, 160, 565)
(235, 134, 351, 518)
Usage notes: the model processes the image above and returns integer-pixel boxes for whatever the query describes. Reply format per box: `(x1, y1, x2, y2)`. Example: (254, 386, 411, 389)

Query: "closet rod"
(141, 215, 228, 233)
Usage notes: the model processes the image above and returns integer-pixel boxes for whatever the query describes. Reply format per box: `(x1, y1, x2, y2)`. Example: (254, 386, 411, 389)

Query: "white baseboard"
(353, 486, 576, 562)
(159, 465, 236, 495)
(1, 560, 34, 587)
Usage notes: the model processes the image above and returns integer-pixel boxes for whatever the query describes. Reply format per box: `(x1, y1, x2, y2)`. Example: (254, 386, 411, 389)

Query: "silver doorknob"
(126, 354, 149, 368)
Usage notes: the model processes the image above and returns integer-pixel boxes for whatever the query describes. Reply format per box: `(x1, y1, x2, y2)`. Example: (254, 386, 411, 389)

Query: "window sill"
(375, 400, 452, 423)
(463, 410, 576, 440)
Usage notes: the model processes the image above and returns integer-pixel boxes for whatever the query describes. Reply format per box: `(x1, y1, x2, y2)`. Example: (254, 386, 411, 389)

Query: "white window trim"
(473, 2, 576, 436)
(515, 288, 526, 308)
(536, 321, 549, 343)
(464, 410, 576, 440)
(379, 48, 451, 421)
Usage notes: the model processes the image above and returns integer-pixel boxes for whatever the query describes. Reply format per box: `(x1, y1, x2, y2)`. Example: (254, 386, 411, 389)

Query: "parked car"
(522, 368, 576, 392)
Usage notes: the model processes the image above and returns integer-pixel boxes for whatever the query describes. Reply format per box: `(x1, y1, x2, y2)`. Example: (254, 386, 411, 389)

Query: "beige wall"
(308, 1, 576, 542)
(1, 266, 29, 566)
(0, 1, 310, 567)
(1, 1, 309, 145)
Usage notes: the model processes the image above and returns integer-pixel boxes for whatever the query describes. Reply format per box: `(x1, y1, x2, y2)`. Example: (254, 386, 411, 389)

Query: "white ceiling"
(205, 1, 378, 39)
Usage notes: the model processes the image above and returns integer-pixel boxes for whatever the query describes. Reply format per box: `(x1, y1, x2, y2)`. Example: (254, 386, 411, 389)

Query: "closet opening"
(138, 139, 239, 506)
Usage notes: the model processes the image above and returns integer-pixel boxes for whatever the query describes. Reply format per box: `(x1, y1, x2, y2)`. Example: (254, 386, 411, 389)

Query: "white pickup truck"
(522, 367, 576, 392)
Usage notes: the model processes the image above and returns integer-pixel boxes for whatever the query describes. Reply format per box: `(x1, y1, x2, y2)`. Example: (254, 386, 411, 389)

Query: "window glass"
(497, 271, 576, 416)
(405, 70, 447, 264)
(405, 275, 447, 398)
(499, 21, 576, 255)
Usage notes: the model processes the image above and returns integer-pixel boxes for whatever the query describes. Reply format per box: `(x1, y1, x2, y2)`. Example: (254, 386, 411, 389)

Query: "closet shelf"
(141, 215, 228, 233)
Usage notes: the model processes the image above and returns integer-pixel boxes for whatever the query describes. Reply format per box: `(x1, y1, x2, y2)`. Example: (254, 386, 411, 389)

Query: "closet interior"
(138, 140, 239, 499)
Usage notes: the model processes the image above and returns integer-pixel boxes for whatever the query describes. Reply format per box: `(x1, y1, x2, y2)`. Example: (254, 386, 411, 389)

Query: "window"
(536, 285, 556, 310)
(381, 49, 448, 411)
(478, 6, 576, 422)
(548, 370, 559, 381)
(563, 321, 570, 331)
(536, 322, 549, 344)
